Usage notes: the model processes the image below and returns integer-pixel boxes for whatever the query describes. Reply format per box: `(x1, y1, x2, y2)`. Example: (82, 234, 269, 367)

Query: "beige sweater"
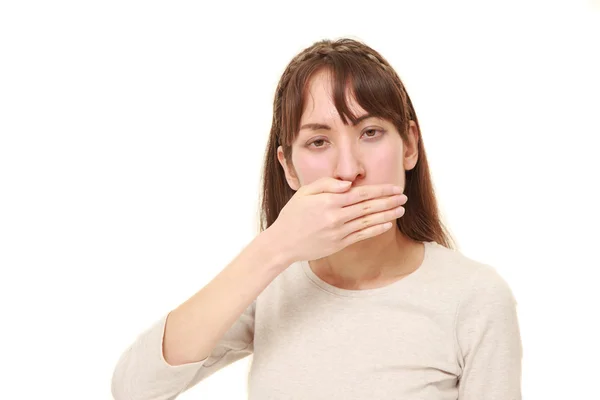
(112, 240, 522, 399)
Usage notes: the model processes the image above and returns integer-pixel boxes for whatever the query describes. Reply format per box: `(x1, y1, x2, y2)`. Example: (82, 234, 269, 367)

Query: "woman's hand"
(269, 177, 407, 263)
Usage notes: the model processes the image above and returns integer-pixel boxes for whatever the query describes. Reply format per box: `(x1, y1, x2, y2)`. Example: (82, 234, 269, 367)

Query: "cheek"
(292, 154, 331, 184)
(369, 147, 405, 180)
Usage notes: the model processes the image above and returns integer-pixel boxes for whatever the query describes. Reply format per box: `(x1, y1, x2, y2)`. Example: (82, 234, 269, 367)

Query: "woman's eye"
(363, 129, 383, 138)
(308, 130, 383, 148)
(310, 139, 326, 148)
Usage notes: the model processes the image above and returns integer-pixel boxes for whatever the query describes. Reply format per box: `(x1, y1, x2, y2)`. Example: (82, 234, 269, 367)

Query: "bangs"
(325, 59, 408, 128)
(280, 53, 411, 147)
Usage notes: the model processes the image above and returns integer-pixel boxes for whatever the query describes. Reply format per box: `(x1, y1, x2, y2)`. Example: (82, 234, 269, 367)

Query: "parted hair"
(258, 37, 456, 250)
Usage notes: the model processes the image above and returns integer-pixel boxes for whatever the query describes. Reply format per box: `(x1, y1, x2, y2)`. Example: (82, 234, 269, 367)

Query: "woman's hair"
(259, 37, 456, 250)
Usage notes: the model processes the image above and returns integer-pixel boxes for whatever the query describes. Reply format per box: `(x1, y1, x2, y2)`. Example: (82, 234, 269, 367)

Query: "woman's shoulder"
(425, 241, 515, 300)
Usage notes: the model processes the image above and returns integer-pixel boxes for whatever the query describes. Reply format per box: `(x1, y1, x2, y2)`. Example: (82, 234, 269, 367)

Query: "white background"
(1, 1, 599, 399)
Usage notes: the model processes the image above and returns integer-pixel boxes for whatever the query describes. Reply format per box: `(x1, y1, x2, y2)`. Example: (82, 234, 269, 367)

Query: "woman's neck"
(308, 228, 423, 290)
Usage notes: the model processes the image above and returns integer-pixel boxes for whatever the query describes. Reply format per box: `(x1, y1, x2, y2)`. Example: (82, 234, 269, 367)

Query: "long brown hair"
(259, 37, 456, 250)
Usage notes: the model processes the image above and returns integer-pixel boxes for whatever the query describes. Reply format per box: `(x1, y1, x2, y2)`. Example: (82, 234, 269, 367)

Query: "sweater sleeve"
(111, 300, 256, 400)
(455, 266, 523, 400)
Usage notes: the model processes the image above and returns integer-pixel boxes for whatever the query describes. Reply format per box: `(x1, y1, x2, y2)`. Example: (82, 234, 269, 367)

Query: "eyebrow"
(299, 113, 375, 131)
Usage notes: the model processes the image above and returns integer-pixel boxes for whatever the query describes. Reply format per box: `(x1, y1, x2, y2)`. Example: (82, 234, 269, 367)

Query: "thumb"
(303, 177, 352, 195)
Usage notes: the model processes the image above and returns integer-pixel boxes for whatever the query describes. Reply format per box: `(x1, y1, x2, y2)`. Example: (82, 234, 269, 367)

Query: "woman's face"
(278, 69, 419, 191)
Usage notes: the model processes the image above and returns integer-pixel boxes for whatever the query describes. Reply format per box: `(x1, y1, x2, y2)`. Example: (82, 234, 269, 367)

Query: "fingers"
(341, 220, 396, 247)
(340, 194, 407, 225)
(302, 177, 352, 195)
(336, 184, 403, 207)
(341, 204, 406, 240)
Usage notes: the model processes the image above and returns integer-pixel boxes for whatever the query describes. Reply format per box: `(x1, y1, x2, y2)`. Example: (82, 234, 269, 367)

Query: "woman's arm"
(455, 266, 523, 400)
(111, 227, 292, 400)
(162, 228, 290, 366)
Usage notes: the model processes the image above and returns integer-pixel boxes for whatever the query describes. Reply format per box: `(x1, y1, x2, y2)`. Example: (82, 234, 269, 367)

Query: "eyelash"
(307, 129, 386, 149)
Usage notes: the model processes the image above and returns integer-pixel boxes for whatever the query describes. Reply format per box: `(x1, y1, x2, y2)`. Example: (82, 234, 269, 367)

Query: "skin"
(277, 68, 424, 290)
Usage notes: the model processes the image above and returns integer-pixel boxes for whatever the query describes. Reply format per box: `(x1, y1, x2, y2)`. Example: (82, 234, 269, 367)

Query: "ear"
(403, 120, 420, 171)
(277, 146, 301, 191)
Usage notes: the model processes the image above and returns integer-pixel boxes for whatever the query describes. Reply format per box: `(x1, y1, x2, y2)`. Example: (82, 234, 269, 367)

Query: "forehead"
(300, 69, 366, 123)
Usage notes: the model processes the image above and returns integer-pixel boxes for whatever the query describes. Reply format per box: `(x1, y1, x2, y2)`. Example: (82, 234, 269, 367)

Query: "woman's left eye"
(363, 129, 384, 138)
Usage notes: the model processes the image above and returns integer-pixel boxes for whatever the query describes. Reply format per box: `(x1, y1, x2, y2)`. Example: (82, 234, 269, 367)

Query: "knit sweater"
(112, 240, 522, 399)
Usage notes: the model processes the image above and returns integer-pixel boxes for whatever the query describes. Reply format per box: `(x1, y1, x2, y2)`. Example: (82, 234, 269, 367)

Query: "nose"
(333, 141, 365, 183)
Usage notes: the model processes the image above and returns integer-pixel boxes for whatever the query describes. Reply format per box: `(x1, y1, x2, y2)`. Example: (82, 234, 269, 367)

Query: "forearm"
(162, 228, 290, 366)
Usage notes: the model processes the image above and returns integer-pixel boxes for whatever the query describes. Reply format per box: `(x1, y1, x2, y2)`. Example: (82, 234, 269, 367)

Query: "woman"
(111, 38, 522, 400)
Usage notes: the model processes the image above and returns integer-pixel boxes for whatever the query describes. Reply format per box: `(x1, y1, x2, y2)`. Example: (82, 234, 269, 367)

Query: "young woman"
(112, 38, 522, 400)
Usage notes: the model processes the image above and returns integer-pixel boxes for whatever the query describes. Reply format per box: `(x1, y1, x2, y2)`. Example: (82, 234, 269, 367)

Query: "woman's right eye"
(311, 139, 326, 148)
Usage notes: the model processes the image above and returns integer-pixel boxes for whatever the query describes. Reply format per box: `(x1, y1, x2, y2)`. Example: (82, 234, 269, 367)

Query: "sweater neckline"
(300, 240, 435, 298)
